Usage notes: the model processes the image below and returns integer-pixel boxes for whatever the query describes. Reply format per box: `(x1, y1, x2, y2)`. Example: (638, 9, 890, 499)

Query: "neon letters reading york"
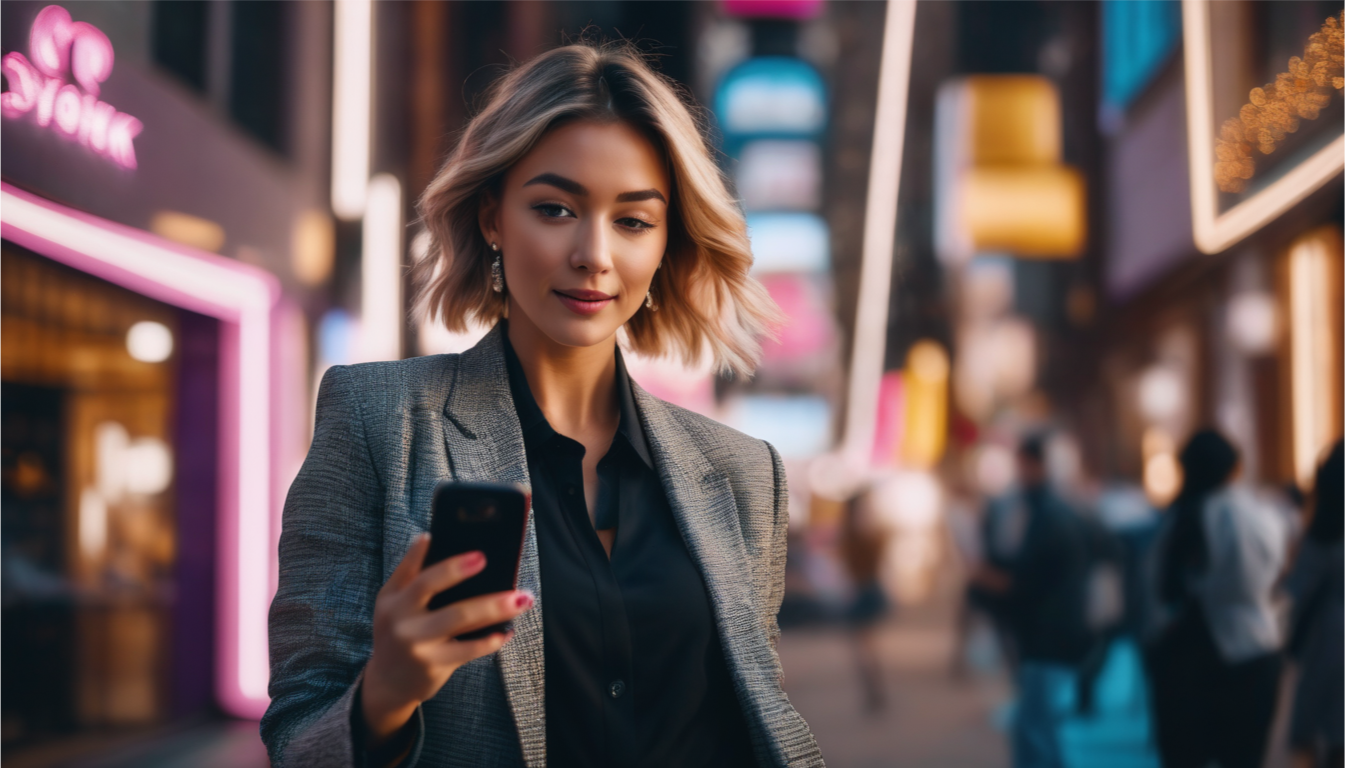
(2, 5, 143, 169)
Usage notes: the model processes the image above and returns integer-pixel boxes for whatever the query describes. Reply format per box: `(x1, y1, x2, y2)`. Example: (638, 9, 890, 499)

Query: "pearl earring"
(645, 290, 657, 311)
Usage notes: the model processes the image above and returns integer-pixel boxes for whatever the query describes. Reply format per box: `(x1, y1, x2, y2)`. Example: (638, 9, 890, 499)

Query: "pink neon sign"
(2, 6, 142, 169)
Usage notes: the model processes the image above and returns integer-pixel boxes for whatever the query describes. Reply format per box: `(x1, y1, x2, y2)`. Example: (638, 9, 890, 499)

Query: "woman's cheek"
(514, 238, 569, 292)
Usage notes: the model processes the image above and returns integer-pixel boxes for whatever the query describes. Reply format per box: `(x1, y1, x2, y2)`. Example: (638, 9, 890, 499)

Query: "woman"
(1287, 440, 1343, 768)
(1146, 430, 1284, 768)
(259, 42, 823, 768)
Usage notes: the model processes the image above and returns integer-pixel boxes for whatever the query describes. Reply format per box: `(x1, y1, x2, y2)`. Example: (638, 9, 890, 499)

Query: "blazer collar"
(442, 324, 773, 767)
(441, 324, 547, 767)
(629, 382, 784, 764)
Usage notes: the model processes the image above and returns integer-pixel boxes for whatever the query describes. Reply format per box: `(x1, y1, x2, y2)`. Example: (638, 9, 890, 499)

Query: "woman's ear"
(478, 190, 501, 248)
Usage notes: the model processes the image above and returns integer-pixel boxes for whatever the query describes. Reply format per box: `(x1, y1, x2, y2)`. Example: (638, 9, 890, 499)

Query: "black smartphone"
(423, 481, 531, 639)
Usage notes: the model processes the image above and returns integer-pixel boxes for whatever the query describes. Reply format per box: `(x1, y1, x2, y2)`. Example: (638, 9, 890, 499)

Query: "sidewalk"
(3, 719, 268, 768)
(776, 594, 1167, 768)
(778, 610, 1010, 767)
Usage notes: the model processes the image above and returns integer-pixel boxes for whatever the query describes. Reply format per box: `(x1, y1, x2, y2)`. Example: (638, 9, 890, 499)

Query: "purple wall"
(1104, 66, 1197, 302)
(170, 310, 219, 716)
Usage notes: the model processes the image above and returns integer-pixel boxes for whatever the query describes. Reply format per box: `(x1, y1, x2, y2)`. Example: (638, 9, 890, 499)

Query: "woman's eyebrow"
(616, 189, 667, 204)
(523, 172, 667, 205)
(523, 173, 586, 196)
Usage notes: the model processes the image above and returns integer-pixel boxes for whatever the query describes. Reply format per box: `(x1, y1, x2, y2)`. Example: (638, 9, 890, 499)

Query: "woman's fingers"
(401, 590, 534, 642)
(383, 533, 431, 594)
(426, 630, 515, 666)
(407, 550, 487, 606)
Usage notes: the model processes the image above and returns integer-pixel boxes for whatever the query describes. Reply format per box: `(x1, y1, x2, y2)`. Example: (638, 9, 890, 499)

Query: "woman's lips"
(554, 289, 615, 316)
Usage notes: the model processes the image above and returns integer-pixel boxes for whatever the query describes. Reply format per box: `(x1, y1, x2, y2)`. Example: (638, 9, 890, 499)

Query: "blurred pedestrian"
(1286, 440, 1343, 768)
(1146, 429, 1285, 768)
(973, 435, 1093, 768)
(839, 490, 890, 712)
(949, 485, 1019, 678)
(1073, 508, 1125, 717)
(947, 490, 994, 678)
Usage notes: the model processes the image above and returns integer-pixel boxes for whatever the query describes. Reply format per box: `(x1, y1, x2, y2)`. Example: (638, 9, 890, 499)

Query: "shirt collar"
(614, 349, 654, 469)
(501, 332, 654, 470)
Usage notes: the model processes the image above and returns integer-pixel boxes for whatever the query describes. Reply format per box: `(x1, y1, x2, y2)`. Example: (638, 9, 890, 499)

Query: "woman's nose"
(571, 220, 613, 272)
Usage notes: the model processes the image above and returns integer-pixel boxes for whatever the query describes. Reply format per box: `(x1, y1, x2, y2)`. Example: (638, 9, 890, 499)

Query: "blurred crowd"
(785, 419, 1345, 768)
(809, 428, 1343, 768)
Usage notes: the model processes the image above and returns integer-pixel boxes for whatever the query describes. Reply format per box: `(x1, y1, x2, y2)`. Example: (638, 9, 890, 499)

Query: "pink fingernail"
(461, 551, 485, 569)
(513, 592, 534, 609)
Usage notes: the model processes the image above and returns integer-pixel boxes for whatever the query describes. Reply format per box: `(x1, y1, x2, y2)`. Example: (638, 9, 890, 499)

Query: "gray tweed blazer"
(261, 325, 824, 768)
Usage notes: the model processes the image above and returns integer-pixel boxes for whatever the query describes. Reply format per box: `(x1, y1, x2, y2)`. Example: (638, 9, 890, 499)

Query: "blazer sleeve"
(260, 365, 425, 768)
(765, 442, 789, 653)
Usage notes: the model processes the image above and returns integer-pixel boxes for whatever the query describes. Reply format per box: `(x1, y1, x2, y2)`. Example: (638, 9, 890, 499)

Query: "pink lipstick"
(554, 289, 615, 316)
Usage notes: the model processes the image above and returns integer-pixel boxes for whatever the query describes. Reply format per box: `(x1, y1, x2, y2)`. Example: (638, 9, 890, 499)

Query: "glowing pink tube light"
(2, 6, 142, 169)
(0, 182, 282, 720)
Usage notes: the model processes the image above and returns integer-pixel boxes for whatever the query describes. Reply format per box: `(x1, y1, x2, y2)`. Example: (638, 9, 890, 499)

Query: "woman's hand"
(359, 533, 535, 747)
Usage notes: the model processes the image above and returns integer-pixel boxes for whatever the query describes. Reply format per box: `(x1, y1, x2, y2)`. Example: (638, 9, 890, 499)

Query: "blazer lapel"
(441, 325, 547, 768)
(630, 385, 787, 766)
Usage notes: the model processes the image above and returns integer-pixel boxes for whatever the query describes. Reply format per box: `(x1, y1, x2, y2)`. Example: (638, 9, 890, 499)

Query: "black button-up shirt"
(503, 338, 755, 768)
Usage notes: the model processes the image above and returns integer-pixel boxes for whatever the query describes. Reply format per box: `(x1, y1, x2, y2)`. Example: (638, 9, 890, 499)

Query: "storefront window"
(151, 0, 210, 94)
(1184, 0, 1344, 253)
(1, 244, 218, 745)
(1207, 1, 1343, 204)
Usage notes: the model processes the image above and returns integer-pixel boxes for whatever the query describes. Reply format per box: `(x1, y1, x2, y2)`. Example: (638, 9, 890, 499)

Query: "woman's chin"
(536, 313, 625, 350)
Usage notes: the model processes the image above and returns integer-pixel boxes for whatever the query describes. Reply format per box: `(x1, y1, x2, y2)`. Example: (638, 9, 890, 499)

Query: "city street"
(2, 1, 1339, 764)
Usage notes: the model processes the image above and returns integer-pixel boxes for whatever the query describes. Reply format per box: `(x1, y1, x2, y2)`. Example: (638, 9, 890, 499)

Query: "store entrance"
(1, 244, 219, 749)
(2, 382, 75, 739)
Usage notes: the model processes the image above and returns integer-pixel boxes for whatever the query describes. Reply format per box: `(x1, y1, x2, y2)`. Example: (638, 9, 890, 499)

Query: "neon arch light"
(1, 182, 281, 719)
(2, 5, 143, 169)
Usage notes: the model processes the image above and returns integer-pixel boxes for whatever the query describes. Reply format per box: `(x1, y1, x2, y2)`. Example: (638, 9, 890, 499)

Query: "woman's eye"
(618, 217, 655, 231)
(533, 204, 574, 219)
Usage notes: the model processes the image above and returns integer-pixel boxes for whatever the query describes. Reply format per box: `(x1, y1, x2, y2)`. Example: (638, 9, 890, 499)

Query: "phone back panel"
(424, 481, 530, 615)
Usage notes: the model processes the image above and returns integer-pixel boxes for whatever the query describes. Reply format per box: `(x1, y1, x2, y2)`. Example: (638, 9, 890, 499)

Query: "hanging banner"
(721, 0, 823, 20)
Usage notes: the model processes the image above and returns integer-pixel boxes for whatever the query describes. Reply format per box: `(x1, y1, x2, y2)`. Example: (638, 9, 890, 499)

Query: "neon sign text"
(2, 6, 142, 169)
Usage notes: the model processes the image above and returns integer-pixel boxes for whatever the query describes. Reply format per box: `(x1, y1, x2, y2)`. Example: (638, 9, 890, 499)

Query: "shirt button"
(608, 679, 625, 699)
(567, 486, 577, 496)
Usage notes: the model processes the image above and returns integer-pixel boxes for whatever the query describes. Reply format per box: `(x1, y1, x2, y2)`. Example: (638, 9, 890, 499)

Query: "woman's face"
(480, 119, 671, 351)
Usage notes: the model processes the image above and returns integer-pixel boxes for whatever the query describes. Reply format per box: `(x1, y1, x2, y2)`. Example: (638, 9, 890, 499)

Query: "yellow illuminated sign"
(937, 75, 1087, 261)
(961, 166, 1087, 258)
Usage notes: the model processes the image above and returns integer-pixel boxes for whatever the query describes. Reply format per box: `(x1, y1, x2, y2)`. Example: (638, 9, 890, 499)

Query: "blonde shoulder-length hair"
(414, 41, 781, 378)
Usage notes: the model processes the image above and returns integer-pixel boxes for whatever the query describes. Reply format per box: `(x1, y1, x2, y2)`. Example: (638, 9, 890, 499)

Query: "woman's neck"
(505, 314, 619, 440)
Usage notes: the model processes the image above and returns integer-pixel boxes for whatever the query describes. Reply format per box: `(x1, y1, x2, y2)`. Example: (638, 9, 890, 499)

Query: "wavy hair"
(414, 41, 780, 377)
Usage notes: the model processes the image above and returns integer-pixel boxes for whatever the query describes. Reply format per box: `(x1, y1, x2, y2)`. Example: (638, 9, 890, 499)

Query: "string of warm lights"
(1214, 13, 1344, 193)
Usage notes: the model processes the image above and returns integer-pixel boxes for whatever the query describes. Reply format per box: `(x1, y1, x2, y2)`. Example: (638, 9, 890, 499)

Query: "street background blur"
(2, 1, 1341, 766)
